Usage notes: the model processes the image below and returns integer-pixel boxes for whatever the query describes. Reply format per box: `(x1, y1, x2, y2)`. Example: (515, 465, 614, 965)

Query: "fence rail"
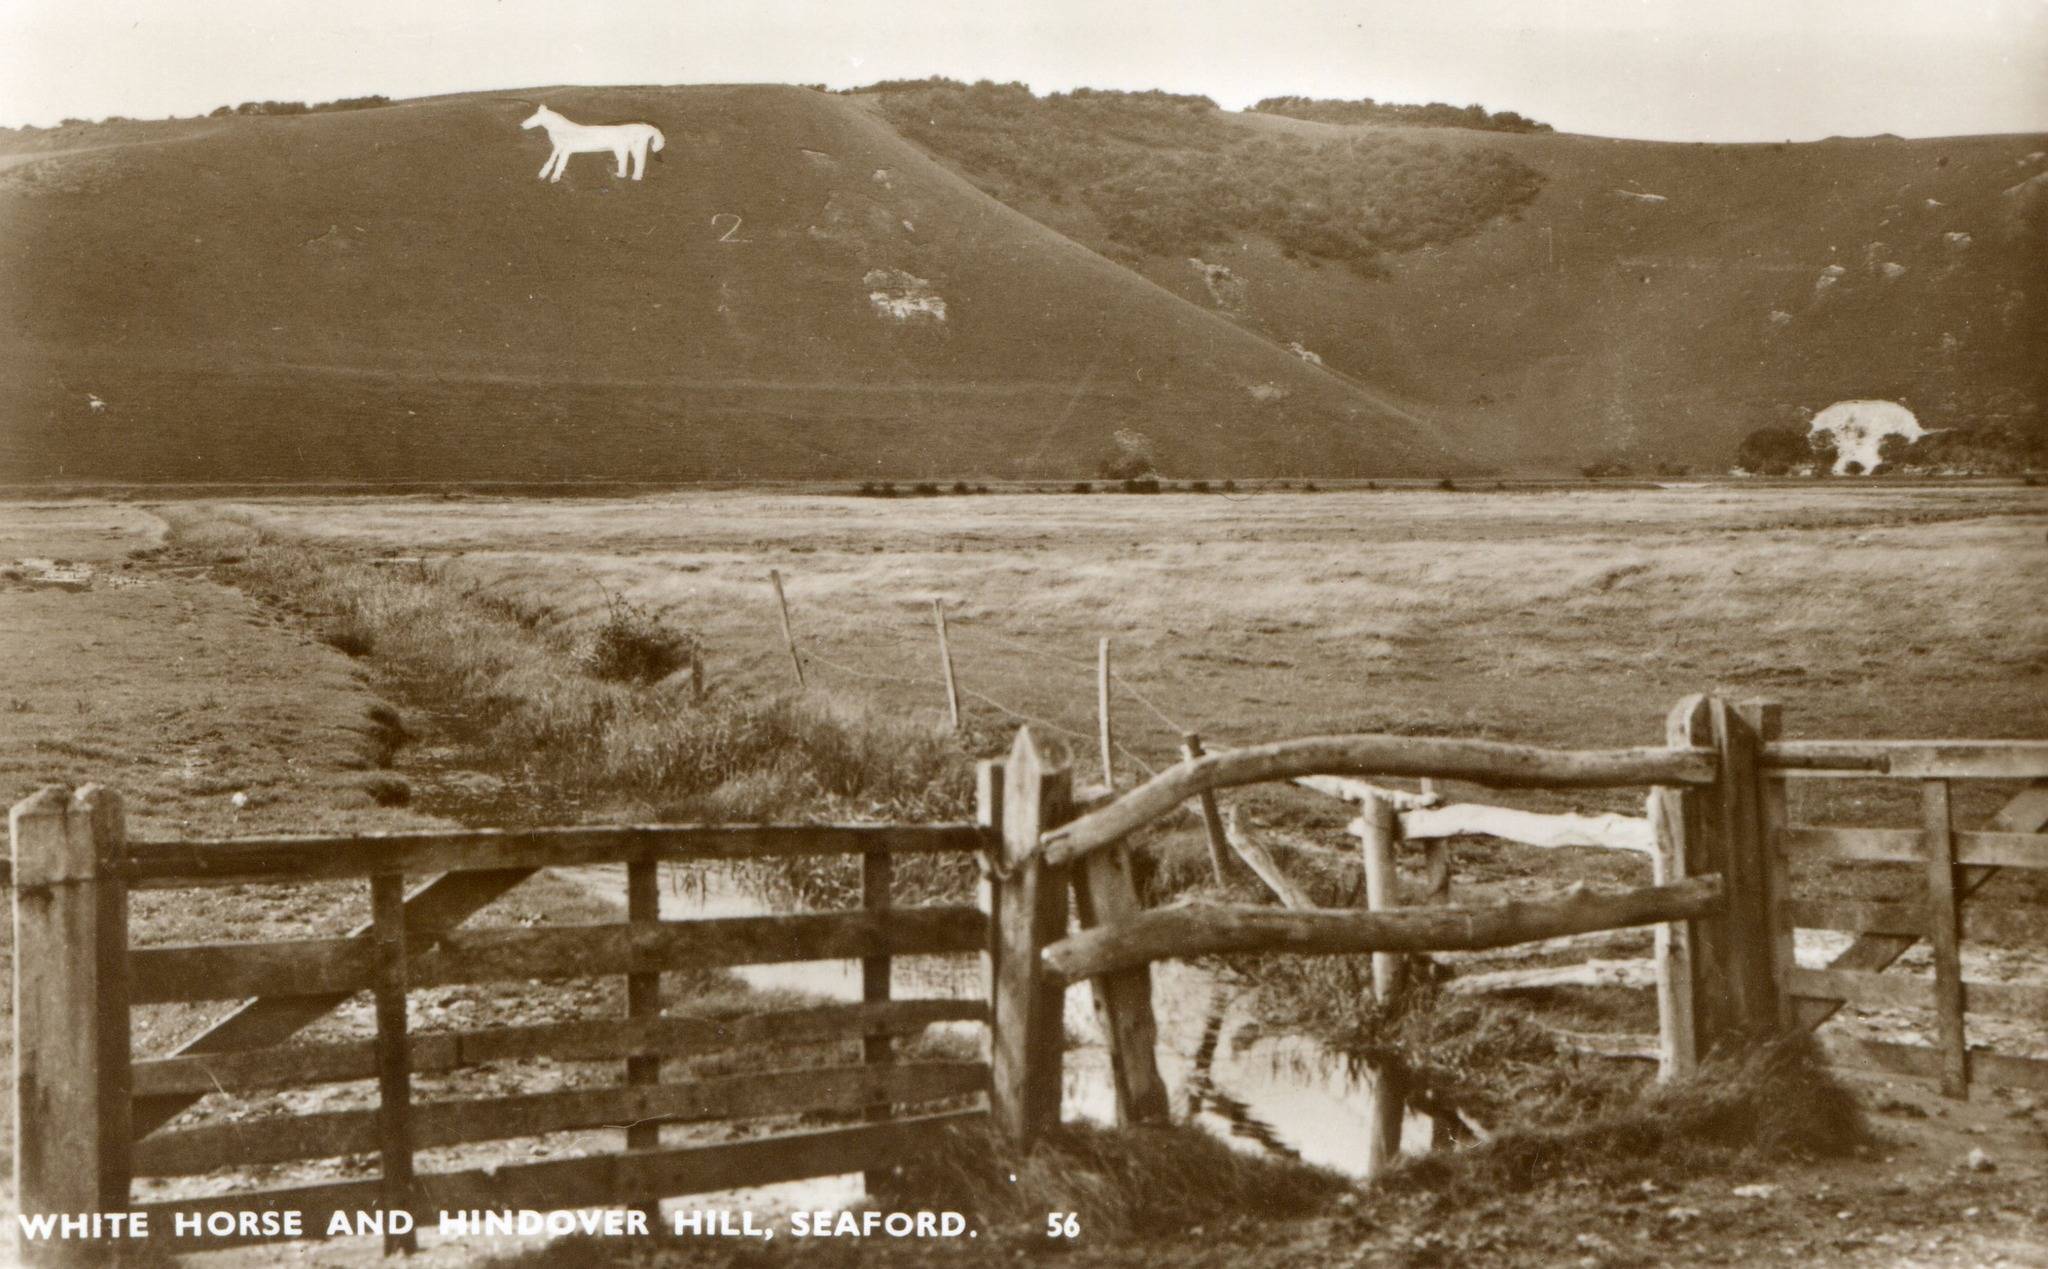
(1041, 876, 1724, 981)
(1042, 735, 1718, 866)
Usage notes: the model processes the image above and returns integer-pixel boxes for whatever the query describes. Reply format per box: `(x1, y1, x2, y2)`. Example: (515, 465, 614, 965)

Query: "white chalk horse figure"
(521, 104, 664, 182)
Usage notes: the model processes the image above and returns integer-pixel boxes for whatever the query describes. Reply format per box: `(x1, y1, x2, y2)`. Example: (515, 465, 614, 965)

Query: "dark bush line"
(853, 481, 991, 497)
(1252, 94, 1551, 134)
(208, 94, 393, 118)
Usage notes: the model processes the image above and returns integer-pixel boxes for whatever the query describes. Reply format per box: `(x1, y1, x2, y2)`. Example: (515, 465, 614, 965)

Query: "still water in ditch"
(566, 862, 1448, 1182)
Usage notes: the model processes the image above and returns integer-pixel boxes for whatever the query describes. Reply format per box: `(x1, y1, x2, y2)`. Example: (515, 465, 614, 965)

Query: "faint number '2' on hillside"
(521, 104, 666, 182)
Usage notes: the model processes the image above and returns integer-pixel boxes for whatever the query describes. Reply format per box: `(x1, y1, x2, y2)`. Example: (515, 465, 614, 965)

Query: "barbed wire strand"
(1107, 668, 1195, 737)
(799, 635, 1100, 749)
(777, 599, 1217, 777)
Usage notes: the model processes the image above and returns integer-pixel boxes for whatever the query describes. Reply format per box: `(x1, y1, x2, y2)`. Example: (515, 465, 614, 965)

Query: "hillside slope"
(0, 86, 1463, 484)
(908, 102, 2047, 472)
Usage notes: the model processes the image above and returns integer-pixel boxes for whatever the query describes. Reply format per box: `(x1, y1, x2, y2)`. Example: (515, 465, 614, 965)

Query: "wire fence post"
(1181, 732, 1235, 885)
(1097, 637, 1115, 788)
(932, 600, 962, 731)
(769, 568, 805, 689)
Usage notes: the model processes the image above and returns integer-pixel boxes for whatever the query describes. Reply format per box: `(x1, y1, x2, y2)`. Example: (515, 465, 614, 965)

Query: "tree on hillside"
(1807, 429, 1840, 475)
(1736, 424, 1829, 475)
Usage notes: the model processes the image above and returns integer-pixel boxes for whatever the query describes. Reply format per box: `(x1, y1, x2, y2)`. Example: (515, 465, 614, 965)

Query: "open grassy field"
(216, 483, 2047, 773)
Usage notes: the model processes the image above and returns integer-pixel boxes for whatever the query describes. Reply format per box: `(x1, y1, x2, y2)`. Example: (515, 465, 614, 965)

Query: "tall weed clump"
(581, 593, 699, 685)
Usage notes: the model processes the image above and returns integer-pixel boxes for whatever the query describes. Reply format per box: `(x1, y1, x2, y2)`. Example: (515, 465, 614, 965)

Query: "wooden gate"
(8, 795, 995, 1259)
(1762, 733, 2048, 1098)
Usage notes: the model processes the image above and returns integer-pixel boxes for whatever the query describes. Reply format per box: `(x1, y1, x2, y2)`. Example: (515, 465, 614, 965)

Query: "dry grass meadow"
(213, 482, 2047, 771)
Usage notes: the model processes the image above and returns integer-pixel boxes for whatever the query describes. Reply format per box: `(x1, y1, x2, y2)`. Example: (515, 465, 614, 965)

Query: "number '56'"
(1046, 1213, 1080, 1238)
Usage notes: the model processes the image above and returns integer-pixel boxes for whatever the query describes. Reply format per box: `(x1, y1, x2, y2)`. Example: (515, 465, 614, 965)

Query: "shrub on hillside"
(1883, 415, 2045, 474)
(1736, 425, 1832, 476)
(584, 594, 699, 685)
(876, 83, 1543, 273)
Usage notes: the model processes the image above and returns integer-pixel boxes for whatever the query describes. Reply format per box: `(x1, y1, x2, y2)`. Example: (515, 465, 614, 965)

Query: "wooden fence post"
(368, 872, 418, 1255)
(1071, 843, 1169, 1126)
(1739, 700, 1794, 1032)
(1358, 792, 1406, 1001)
(1648, 784, 1697, 1081)
(1356, 788, 1410, 1173)
(1668, 693, 1783, 1056)
(1418, 779, 1451, 905)
(1097, 638, 1115, 788)
(932, 600, 962, 731)
(624, 852, 661, 1225)
(1715, 698, 1783, 1036)
(11, 785, 131, 1265)
(991, 729, 1072, 1147)
(1181, 733, 1235, 885)
(769, 568, 804, 689)
(1665, 694, 1732, 1055)
(976, 759, 1004, 1067)
(862, 842, 898, 1190)
(1922, 779, 1967, 1098)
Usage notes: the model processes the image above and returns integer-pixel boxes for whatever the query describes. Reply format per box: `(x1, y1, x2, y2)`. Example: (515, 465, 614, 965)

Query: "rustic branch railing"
(1041, 736, 1717, 867)
(1762, 740, 2048, 779)
(1041, 877, 1726, 981)
(975, 694, 1785, 1153)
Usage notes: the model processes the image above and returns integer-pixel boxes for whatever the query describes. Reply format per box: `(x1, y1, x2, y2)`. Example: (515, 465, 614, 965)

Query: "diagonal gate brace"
(130, 867, 537, 1139)
(1793, 780, 2048, 1033)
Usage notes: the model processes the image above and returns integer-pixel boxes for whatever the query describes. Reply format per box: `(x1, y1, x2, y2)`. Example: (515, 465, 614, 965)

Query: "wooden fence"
(988, 694, 2048, 1147)
(7, 798, 994, 1260)
(11, 692, 2046, 1259)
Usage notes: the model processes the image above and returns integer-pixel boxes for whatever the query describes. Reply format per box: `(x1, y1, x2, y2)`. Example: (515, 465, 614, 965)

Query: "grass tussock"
(1377, 1036, 1867, 1210)
(894, 1119, 1350, 1241)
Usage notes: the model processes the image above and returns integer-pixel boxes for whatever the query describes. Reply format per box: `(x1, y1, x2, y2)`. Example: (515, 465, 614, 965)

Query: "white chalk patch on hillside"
(1810, 400, 1924, 474)
(1189, 258, 1248, 312)
(1286, 342, 1323, 366)
(864, 268, 947, 322)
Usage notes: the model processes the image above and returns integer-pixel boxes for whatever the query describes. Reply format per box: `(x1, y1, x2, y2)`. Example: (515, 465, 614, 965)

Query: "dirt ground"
(1, 488, 2043, 1266)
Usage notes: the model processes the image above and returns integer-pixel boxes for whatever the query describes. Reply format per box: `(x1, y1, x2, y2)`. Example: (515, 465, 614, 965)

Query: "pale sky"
(3, 0, 2044, 141)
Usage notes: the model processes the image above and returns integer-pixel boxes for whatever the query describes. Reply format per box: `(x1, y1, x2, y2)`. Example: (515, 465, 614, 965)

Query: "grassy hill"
(0, 86, 1461, 484)
(902, 97, 2046, 472)
(3, 82, 2042, 483)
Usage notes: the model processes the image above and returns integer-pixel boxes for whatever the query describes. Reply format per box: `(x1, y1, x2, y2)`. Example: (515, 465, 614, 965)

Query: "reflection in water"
(1063, 961, 1468, 1178)
(1184, 1008, 1305, 1162)
(567, 862, 1467, 1182)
